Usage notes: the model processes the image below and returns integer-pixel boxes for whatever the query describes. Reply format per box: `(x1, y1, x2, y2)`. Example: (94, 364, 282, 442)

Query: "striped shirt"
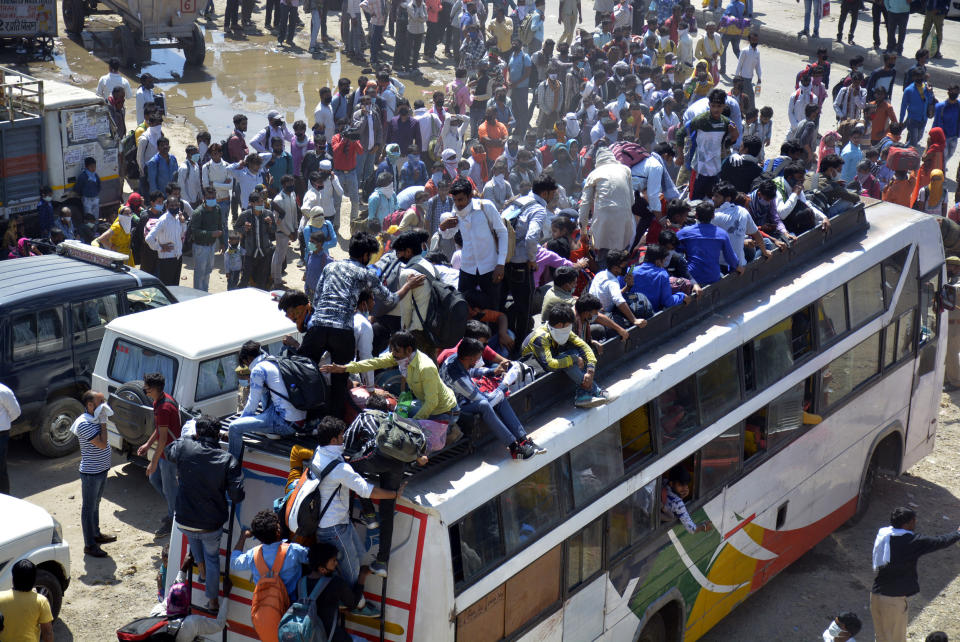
(308, 259, 398, 330)
(76, 414, 111, 474)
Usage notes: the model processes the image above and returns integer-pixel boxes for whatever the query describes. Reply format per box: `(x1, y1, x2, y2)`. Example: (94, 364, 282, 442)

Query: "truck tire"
(637, 612, 666, 642)
(113, 25, 140, 67)
(34, 569, 64, 618)
(182, 24, 206, 66)
(62, 0, 86, 34)
(30, 397, 82, 458)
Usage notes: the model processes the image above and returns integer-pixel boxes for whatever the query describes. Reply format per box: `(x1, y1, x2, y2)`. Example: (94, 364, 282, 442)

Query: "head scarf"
(928, 169, 945, 207)
(927, 127, 946, 155)
(441, 149, 459, 176)
(818, 131, 840, 170)
(386, 143, 401, 165)
(564, 113, 581, 139)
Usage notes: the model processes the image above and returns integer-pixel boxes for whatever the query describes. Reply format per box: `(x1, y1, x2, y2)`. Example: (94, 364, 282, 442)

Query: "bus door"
(906, 270, 944, 450)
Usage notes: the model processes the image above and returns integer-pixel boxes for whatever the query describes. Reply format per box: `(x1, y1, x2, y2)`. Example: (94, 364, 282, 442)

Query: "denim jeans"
(905, 119, 926, 148)
(827, 199, 856, 217)
(310, 8, 321, 48)
(460, 398, 526, 446)
(554, 350, 600, 396)
(192, 243, 215, 291)
(227, 270, 242, 290)
(803, 0, 821, 34)
(315, 522, 365, 584)
(0, 430, 8, 495)
(335, 169, 359, 224)
(185, 528, 223, 602)
(228, 403, 298, 460)
(149, 456, 179, 520)
(80, 470, 108, 547)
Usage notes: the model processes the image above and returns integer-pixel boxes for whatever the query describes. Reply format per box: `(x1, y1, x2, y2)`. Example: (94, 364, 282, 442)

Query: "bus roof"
(405, 201, 943, 523)
(105, 289, 297, 360)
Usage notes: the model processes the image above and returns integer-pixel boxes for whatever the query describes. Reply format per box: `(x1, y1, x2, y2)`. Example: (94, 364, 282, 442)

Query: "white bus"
(168, 200, 947, 642)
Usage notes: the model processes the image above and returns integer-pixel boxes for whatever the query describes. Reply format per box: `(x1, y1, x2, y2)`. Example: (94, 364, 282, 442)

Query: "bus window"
(501, 461, 568, 554)
(657, 376, 699, 451)
(699, 426, 741, 495)
(607, 480, 656, 558)
(847, 264, 884, 328)
(882, 247, 910, 308)
(821, 332, 881, 410)
(895, 310, 915, 362)
(744, 407, 767, 462)
(451, 499, 503, 585)
(570, 425, 624, 508)
(565, 517, 603, 592)
(918, 273, 940, 347)
(766, 381, 807, 451)
(697, 350, 740, 424)
(619, 406, 654, 471)
(883, 324, 897, 368)
(893, 253, 919, 317)
(660, 455, 696, 526)
(816, 286, 848, 348)
(751, 307, 812, 390)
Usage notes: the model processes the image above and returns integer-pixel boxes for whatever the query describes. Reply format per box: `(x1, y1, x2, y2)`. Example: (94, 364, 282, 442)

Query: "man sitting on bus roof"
(661, 465, 712, 534)
(522, 302, 609, 408)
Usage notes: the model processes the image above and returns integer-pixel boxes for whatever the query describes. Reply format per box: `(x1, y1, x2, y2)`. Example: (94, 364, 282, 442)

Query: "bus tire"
(637, 612, 667, 642)
(30, 397, 82, 458)
(846, 452, 879, 528)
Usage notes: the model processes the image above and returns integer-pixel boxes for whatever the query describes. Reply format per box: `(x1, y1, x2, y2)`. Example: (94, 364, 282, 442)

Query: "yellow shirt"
(488, 19, 514, 53)
(0, 589, 53, 642)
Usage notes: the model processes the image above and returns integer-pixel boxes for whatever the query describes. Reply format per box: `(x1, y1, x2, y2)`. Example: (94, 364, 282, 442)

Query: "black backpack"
(407, 259, 468, 349)
(116, 616, 182, 641)
(263, 354, 327, 412)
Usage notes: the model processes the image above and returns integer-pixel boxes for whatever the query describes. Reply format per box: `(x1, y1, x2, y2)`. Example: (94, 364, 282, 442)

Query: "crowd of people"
(4, 0, 960, 641)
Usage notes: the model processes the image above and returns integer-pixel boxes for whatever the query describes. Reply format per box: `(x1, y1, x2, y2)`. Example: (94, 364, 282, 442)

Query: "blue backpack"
(278, 576, 333, 642)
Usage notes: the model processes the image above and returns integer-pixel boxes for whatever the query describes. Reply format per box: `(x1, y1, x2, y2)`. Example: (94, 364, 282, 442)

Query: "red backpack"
(382, 208, 406, 231)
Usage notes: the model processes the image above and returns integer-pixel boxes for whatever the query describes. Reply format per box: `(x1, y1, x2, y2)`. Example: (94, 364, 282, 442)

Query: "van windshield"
(109, 339, 177, 393)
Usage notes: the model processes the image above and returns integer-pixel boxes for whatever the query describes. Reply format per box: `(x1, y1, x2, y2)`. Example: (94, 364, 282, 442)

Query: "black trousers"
(0, 431, 9, 495)
(352, 453, 404, 563)
(156, 257, 182, 286)
(409, 33, 424, 68)
(838, 2, 859, 37)
(502, 263, 533, 354)
(459, 269, 501, 311)
(224, 0, 240, 29)
(241, 251, 273, 289)
(872, 1, 886, 47)
(299, 324, 355, 418)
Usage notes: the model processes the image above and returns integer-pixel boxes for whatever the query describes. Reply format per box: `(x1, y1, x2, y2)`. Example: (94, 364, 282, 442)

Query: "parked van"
(91, 288, 299, 454)
(0, 242, 178, 456)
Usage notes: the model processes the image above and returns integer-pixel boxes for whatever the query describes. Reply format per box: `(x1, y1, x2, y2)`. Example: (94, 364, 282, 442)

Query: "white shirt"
(588, 269, 626, 314)
(352, 313, 374, 387)
(145, 211, 185, 259)
(834, 85, 867, 121)
(457, 198, 508, 275)
(0, 383, 21, 432)
(135, 87, 155, 124)
(788, 87, 816, 129)
(313, 102, 336, 136)
(202, 159, 234, 201)
(711, 201, 757, 267)
(439, 117, 470, 160)
(414, 108, 442, 149)
(734, 46, 762, 83)
(653, 110, 679, 143)
(250, 124, 294, 153)
(96, 72, 133, 100)
(311, 445, 374, 528)
(241, 354, 308, 423)
(677, 31, 697, 66)
(176, 162, 203, 204)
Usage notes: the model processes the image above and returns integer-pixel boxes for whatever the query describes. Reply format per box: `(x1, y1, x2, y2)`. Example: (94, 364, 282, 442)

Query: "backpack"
(278, 458, 342, 539)
(518, 11, 537, 45)
(121, 130, 140, 180)
(278, 576, 334, 642)
(382, 208, 406, 231)
(342, 408, 385, 461)
(374, 410, 428, 462)
(220, 133, 239, 163)
(116, 616, 183, 641)
(251, 543, 292, 642)
(263, 355, 328, 412)
(610, 141, 651, 168)
(408, 260, 469, 349)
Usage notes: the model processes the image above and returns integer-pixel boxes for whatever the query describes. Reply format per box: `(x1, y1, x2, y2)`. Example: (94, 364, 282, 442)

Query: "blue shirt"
(146, 153, 179, 194)
(508, 52, 533, 90)
(676, 222, 739, 286)
(230, 541, 309, 598)
(900, 83, 935, 124)
(884, 0, 910, 13)
(37, 199, 55, 234)
(933, 100, 960, 139)
(839, 142, 862, 183)
(629, 262, 686, 312)
(75, 169, 101, 198)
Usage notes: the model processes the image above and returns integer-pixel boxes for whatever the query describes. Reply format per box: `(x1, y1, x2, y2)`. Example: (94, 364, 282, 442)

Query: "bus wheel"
(637, 612, 666, 642)
(845, 452, 879, 528)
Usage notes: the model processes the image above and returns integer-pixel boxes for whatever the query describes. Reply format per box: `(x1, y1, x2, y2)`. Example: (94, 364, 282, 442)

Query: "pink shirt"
(534, 245, 577, 287)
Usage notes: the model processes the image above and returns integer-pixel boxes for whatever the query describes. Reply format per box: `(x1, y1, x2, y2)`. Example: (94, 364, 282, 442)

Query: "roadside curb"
(696, 8, 960, 90)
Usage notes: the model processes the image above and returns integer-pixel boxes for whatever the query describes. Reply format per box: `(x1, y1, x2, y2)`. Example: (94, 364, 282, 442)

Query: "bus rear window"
(109, 339, 177, 392)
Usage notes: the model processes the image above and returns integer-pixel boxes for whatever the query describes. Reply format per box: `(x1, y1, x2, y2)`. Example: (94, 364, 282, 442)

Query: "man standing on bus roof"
(662, 465, 712, 534)
(870, 507, 960, 642)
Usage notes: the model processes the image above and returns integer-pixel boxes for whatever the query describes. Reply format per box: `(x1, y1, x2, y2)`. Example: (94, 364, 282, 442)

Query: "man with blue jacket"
(933, 85, 960, 163)
(629, 244, 687, 313)
(900, 70, 935, 147)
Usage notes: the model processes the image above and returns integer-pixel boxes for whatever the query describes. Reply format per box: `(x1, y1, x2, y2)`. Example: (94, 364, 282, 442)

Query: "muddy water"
(30, 7, 448, 141)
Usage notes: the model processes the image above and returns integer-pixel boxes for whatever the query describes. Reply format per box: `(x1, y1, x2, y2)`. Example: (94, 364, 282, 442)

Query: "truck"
(0, 0, 56, 58)
(0, 67, 122, 226)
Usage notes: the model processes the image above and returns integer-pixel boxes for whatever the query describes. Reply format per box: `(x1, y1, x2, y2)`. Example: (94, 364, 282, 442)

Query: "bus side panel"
(560, 574, 605, 642)
(516, 609, 563, 642)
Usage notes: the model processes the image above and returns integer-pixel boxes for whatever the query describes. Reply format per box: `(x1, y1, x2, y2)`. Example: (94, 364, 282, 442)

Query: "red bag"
(382, 209, 406, 231)
(886, 146, 921, 172)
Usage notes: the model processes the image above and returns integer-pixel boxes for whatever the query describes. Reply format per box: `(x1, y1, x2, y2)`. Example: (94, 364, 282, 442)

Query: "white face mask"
(42, 196, 53, 202)
(396, 356, 411, 376)
(439, 225, 458, 239)
(548, 73, 558, 80)
(198, 141, 208, 158)
(822, 621, 844, 642)
(549, 325, 572, 345)
(118, 213, 132, 234)
(380, 184, 395, 197)
(148, 125, 161, 136)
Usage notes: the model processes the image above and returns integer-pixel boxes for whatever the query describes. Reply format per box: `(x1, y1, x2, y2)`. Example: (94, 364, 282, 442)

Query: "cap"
(140, 72, 155, 81)
(319, 159, 332, 171)
(947, 256, 960, 266)
(267, 109, 282, 120)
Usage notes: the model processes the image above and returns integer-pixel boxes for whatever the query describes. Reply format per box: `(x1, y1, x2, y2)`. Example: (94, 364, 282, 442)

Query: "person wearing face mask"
(522, 302, 609, 408)
(135, 72, 159, 124)
(94, 206, 136, 266)
(439, 115, 470, 161)
(821, 612, 862, 642)
(136, 113, 163, 194)
(375, 143, 403, 191)
(234, 192, 275, 289)
(588, 248, 651, 330)
(202, 143, 234, 250)
(145, 195, 186, 286)
(51, 207, 76, 242)
(36, 186, 55, 238)
(533, 63, 564, 137)
(481, 158, 514, 209)
(368, 172, 399, 228)
(136, 191, 165, 274)
(176, 144, 203, 207)
(188, 187, 224, 291)
(424, 177, 454, 228)
(270, 175, 300, 289)
(386, 104, 422, 155)
(399, 146, 428, 190)
(145, 137, 179, 197)
(449, 177, 508, 304)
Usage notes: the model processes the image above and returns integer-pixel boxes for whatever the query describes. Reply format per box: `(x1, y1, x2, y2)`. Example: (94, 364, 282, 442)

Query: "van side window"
(126, 287, 172, 313)
(72, 296, 120, 344)
(11, 308, 64, 360)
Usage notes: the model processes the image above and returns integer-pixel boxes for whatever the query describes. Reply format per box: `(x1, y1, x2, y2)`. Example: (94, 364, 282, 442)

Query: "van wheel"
(34, 569, 64, 618)
(30, 398, 82, 457)
(637, 612, 666, 642)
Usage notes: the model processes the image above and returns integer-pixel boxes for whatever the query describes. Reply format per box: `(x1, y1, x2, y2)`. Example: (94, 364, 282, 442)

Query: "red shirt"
(331, 134, 363, 172)
(153, 393, 182, 459)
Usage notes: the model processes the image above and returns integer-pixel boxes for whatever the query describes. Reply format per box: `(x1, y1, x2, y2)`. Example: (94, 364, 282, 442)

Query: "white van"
(90, 288, 299, 453)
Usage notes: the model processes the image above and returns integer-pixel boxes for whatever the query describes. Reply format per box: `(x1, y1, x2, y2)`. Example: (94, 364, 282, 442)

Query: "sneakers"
(369, 560, 388, 578)
(360, 510, 379, 530)
(352, 601, 382, 618)
(574, 390, 609, 408)
(510, 438, 544, 460)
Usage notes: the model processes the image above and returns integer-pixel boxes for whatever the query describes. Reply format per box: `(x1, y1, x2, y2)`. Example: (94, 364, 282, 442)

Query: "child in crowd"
(75, 156, 102, 219)
(224, 230, 244, 290)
